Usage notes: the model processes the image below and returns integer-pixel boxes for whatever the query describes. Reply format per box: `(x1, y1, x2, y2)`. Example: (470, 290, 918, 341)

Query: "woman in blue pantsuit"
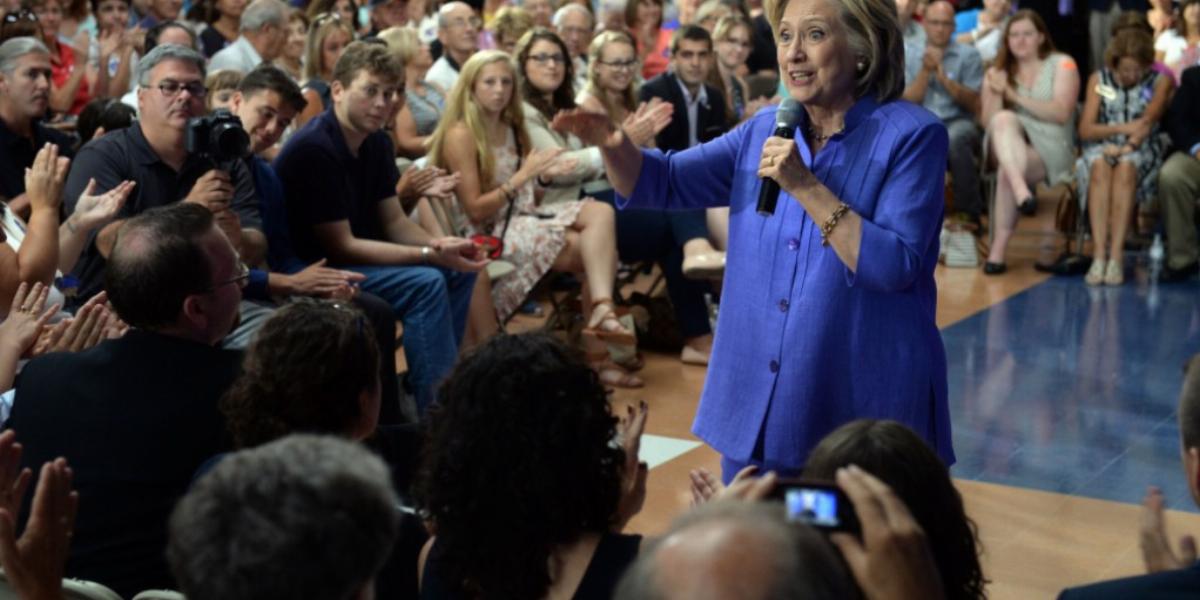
(556, 0, 954, 479)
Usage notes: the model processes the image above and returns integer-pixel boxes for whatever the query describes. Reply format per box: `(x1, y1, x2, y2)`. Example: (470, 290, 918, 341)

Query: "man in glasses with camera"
(0, 37, 74, 218)
(61, 43, 268, 342)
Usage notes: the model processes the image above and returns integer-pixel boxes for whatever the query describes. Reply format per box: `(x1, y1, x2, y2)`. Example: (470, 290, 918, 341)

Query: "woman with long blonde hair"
(428, 51, 640, 383)
(577, 30, 639, 123)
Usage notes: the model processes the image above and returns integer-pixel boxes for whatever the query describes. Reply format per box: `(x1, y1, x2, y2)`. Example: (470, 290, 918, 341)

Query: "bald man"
(426, 1, 479, 92)
(903, 0, 985, 224)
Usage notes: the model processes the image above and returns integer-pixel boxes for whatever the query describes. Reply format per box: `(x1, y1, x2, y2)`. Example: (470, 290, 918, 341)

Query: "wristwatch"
(421, 246, 433, 263)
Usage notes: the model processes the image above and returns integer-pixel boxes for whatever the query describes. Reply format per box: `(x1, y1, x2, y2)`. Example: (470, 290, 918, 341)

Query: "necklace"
(805, 123, 844, 143)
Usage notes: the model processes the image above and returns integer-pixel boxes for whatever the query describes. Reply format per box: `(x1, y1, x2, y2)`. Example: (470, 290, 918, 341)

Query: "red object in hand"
(471, 234, 503, 259)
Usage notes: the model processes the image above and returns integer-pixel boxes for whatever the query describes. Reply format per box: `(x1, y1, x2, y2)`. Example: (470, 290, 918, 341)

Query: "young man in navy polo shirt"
(275, 41, 484, 415)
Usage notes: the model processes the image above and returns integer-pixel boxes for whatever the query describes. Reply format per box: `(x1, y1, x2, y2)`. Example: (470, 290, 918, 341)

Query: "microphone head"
(775, 98, 803, 128)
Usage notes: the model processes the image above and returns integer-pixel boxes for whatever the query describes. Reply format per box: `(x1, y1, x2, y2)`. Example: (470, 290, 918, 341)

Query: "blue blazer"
(618, 95, 954, 469)
(1059, 564, 1200, 599)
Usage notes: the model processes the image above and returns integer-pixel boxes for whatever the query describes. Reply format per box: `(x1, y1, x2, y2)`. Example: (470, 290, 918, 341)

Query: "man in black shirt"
(0, 38, 74, 217)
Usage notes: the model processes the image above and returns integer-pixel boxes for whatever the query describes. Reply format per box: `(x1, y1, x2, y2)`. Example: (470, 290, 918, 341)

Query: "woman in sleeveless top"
(296, 12, 354, 128)
(416, 333, 645, 600)
(381, 26, 449, 159)
(428, 51, 636, 345)
(1076, 29, 1173, 285)
(979, 10, 1081, 274)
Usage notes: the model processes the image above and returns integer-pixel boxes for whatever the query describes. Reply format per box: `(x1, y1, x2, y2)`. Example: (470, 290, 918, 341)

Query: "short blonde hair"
(378, 25, 421, 65)
(763, 0, 904, 102)
(490, 6, 535, 46)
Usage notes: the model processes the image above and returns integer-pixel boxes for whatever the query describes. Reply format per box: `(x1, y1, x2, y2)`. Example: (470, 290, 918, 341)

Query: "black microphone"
(757, 98, 803, 217)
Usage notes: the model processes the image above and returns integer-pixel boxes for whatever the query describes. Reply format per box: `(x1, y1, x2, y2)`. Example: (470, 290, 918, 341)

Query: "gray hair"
(240, 0, 288, 32)
(552, 3, 592, 27)
(614, 501, 857, 600)
(167, 434, 400, 600)
(437, 1, 472, 28)
(136, 43, 207, 87)
(0, 37, 50, 74)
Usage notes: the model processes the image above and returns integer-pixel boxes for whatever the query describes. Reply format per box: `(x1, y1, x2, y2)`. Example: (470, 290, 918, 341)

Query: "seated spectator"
(194, 0, 246, 57)
(1110, 11, 1176, 79)
(979, 10, 1079, 274)
(627, 0, 669, 80)
(29, 0, 92, 115)
(615, 501, 857, 599)
(1155, 0, 1199, 82)
(204, 67, 243, 110)
(367, 0, 407, 36)
(904, 1, 985, 225)
(553, 3, 592, 93)
(693, 0, 732, 32)
(274, 41, 483, 415)
(380, 24, 446, 159)
(277, 10, 307, 81)
(76, 97, 134, 144)
(305, 0, 364, 37)
(62, 43, 267, 319)
(88, 0, 136, 102)
(0, 37, 74, 218)
(487, 5, 532, 53)
(1076, 28, 1172, 286)
(577, 30, 639, 124)
(1058, 354, 1200, 597)
(426, 2, 479, 92)
(227, 64, 405, 422)
(711, 15, 769, 124)
(522, 0, 553, 28)
(1158, 65, 1200, 282)
(428, 50, 636, 346)
(137, 0, 184, 29)
(2, 143, 132, 317)
(416, 333, 648, 599)
(6, 202, 244, 597)
(167, 435, 400, 600)
(118, 20, 199, 109)
(955, 0, 1009, 65)
(295, 9, 354, 127)
(209, 0, 289, 73)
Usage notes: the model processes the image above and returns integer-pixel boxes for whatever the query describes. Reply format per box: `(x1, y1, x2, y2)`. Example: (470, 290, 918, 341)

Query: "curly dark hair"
(515, 27, 577, 120)
(221, 299, 380, 449)
(802, 420, 988, 600)
(415, 333, 625, 599)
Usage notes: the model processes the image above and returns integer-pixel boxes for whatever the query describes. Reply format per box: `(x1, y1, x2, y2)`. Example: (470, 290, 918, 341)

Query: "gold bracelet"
(820, 203, 851, 246)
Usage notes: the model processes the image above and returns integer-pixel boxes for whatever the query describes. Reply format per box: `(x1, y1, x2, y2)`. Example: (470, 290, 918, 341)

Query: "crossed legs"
(986, 111, 1047, 265)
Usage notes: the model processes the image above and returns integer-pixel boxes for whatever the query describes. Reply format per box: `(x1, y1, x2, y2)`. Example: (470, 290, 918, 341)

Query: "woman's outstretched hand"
(552, 110, 623, 149)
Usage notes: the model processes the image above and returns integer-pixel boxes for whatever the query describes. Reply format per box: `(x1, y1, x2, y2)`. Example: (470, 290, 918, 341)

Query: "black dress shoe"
(1160, 262, 1200, 283)
(1017, 196, 1037, 216)
(983, 261, 1007, 275)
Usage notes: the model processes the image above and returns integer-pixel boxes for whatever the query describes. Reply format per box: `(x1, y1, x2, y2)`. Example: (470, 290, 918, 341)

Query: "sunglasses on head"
(2, 8, 38, 24)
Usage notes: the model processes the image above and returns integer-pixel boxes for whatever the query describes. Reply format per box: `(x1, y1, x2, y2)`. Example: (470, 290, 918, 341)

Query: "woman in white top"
(1, 143, 131, 316)
(1155, 0, 1200, 82)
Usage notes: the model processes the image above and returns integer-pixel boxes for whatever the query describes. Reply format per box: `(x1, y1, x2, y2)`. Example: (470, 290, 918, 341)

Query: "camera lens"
(212, 122, 250, 159)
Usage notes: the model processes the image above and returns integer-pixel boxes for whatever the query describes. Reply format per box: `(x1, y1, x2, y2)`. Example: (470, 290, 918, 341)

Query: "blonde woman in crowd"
(295, 10, 355, 126)
(428, 51, 642, 384)
(577, 30, 640, 123)
(380, 25, 446, 158)
(487, 5, 533, 54)
(276, 10, 307, 81)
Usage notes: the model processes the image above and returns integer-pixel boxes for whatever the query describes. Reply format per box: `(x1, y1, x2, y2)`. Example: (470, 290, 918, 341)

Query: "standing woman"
(978, 10, 1079, 273)
(557, 0, 955, 477)
(381, 25, 445, 159)
(427, 51, 636, 343)
(196, 0, 247, 57)
(1076, 29, 1172, 285)
(295, 10, 354, 126)
(626, 0, 669, 79)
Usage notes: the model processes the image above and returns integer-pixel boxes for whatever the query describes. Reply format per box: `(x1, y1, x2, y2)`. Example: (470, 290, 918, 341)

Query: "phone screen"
(784, 487, 841, 527)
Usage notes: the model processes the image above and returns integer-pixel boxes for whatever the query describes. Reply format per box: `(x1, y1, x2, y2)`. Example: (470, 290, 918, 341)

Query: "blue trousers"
(348, 264, 475, 415)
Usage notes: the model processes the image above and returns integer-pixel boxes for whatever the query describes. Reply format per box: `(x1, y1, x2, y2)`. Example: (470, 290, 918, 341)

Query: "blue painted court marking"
(943, 275, 1200, 511)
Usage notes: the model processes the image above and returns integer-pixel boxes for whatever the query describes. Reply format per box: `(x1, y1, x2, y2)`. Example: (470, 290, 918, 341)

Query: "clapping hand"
(428, 237, 488, 272)
(68, 179, 134, 234)
(24, 144, 70, 215)
(984, 68, 1008, 95)
(1140, 485, 1197, 573)
(396, 166, 444, 201)
(31, 292, 114, 356)
(423, 171, 461, 199)
(552, 109, 623, 149)
(70, 29, 91, 66)
(829, 465, 946, 600)
(517, 148, 566, 186)
(621, 99, 674, 147)
(0, 283, 59, 359)
(614, 400, 649, 530)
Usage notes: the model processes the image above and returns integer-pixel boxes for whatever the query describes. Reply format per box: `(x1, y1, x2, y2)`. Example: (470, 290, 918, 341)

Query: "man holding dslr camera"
(64, 43, 268, 343)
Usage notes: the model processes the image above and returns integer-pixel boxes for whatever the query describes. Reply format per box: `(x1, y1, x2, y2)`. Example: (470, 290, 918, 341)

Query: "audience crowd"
(0, 0, 1198, 595)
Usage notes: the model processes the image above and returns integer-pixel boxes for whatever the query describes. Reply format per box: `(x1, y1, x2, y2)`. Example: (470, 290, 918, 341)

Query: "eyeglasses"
(598, 58, 638, 71)
(445, 16, 482, 29)
(206, 261, 250, 292)
(529, 52, 566, 65)
(144, 80, 208, 98)
(2, 8, 38, 24)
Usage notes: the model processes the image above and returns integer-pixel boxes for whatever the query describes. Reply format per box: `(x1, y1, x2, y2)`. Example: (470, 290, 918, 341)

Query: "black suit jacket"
(7, 329, 242, 598)
(638, 71, 730, 152)
(1165, 65, 1200, 155)
(1058, 564, 1200, 599)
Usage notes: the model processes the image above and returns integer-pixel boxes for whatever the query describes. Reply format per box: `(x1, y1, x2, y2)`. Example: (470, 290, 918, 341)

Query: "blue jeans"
(348, 265, 475, 416)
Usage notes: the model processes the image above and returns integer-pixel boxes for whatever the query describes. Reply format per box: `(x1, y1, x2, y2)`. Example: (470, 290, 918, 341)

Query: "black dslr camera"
(186, 109, 250, 161)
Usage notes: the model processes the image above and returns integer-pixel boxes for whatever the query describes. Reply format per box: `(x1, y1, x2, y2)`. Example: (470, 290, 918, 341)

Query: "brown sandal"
(582, 298, 636, 345)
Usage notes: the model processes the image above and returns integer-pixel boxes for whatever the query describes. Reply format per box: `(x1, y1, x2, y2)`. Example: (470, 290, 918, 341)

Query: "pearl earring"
(856, 60, 866, 72)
